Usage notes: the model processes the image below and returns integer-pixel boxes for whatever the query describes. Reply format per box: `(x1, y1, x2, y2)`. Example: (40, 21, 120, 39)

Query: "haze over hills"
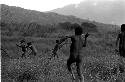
(1, 4, 89, 25)
(52, 0, 125, 25)
(1, 4, 119, 33)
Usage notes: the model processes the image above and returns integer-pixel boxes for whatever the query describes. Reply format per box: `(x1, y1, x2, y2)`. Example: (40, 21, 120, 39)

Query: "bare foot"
(80, 75, 84, 82)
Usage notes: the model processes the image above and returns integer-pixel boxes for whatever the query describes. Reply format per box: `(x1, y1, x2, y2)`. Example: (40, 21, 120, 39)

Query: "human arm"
(51, 36, 72, 58)
(57, 36, 72, 44)
(82, 39, 86, 47)
(16, 44, 21, 47)
(82, 33, 90, 47)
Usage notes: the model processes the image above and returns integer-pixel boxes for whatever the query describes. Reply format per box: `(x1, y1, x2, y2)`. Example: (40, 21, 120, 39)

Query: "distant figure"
(26, 42, 37, 56)
(116, 24, 125, 58)
(16, 39, 27, 58)
(116, 24, 125, 73)
(52, 24, 90, 82)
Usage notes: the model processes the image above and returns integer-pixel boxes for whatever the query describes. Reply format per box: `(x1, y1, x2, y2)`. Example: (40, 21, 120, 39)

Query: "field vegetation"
(1, 4, 125, 82)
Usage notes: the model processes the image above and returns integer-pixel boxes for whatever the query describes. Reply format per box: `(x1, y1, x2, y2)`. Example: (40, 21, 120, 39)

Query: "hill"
(1, 4, 88, 25)
(1, 4, 119, 34)
(52, 0, 125, 25)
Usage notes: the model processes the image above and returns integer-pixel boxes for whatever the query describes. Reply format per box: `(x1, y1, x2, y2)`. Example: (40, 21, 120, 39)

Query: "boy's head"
(74, 25, 83, 35)
(20, 39, 25, 43)
(121, 24, 125, 32)
(56, 40, 59, 43)
(27, 42, 32, 45)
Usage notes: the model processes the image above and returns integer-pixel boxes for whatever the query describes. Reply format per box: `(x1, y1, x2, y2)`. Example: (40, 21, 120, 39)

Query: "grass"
(1, 31, 125, 82)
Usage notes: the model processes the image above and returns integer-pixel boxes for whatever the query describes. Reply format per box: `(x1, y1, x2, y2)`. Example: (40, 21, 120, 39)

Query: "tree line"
(1, 21, 97, 37)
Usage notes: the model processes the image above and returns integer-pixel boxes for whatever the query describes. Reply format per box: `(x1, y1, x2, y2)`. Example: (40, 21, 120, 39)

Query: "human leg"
(76, 59, 84, 82)
(67, 58, 75, 80)
(21, 52, 25, 58)
(117, 49, 125, 73)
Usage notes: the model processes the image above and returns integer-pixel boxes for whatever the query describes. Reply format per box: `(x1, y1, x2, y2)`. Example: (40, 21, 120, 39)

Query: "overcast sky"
(1, 0, 120, 12)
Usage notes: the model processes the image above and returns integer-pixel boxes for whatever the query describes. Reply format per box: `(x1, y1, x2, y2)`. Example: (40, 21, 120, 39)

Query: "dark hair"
(27, 42, 32, 45)
(121, 24, 125, 32)
(75, 26, 83, 35)
(56, 40, 59, 43)
(20, 39, 25, 43)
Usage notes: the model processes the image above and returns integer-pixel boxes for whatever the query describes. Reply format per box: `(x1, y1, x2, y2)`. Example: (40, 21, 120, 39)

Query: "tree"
(59, 22, 73, 30)
(81, 22, 98, 33)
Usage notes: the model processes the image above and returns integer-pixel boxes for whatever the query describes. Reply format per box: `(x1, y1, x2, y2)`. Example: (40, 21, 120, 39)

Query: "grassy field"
(1, 4, 124, 82)
(1, 31, 125, 82)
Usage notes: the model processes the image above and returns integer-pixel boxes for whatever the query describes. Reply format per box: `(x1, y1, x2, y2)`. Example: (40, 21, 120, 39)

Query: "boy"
(26, 42, 37, 56)
(116, 24, 125, 58)
(16, 39, 27, 58)
(116, 24, 125, 73)
(52, 24, 89, 82)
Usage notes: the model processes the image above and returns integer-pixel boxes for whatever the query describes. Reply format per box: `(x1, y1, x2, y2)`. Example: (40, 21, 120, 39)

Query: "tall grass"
(1, 24, 125, 82)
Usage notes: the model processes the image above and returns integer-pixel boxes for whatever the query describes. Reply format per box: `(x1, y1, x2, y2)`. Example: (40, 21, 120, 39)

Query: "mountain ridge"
(1, 4, 89, 25)
(1, 4, 119, 33)
(51, 0, 125, 25)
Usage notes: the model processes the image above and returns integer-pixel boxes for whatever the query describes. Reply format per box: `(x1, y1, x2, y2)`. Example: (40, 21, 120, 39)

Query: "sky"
(1, 0, 118, 12)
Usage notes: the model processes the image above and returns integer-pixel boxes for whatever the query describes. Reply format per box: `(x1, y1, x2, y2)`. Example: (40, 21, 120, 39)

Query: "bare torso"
(70, 35, 84, 59)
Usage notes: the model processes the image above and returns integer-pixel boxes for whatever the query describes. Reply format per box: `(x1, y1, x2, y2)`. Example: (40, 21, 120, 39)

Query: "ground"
(1, 33, 125, 82)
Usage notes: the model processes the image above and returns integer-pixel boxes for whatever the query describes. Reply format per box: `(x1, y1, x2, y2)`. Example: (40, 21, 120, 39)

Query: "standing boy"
(52, 24, 89, 82)
(116, 24, 125, 58)
(116, 24, 125, 73)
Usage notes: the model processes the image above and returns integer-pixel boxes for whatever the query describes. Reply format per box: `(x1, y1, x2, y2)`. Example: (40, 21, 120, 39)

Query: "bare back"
(70, 35, 84, 59)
